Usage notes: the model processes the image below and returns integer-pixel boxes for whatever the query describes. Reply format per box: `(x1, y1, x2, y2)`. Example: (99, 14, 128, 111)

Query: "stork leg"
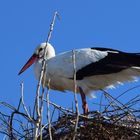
(79, 87, 89, 115)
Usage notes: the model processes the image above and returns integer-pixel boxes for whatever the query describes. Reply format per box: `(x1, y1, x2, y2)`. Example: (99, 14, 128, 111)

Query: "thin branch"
(34, 11, 58, 139)
(46, 79, 52, 140)
(0, 102, 16, 111)
(99, 92, 104, 113)
(20, 82, 34, 122)
(43, 99, 93, 119)
(46, 11, 59, 44)
(39, 88, 45, 140)
(102, 90, 132, 113)
(72, 50, 79, 140)
(116, 84, 140, 100)
(50, 107, 56, 123)
(43, 99, 74, 114)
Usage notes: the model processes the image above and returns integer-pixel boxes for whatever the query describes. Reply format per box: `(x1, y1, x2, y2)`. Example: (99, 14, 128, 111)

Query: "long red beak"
(18, 54, 38, 75)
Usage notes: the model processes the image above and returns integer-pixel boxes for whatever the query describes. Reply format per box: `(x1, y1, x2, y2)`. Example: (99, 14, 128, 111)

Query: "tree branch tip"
(55, 11, 60, 20)
(20, 81, 24, 86)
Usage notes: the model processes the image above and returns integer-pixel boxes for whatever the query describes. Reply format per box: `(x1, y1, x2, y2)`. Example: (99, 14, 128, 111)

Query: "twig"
(116, 85, 140, 100)
(43, 99, 93, 120)
(46, 79, 52, 140)
(102, 90, 131, 113)
(99, 92, 104, 113)
(39, 88, 45, 140)
(72, 50, 79, 140)
(0, 102, 16, 111)
(50, 107, 56, 123)
(43, 99, 75, 114)
(46, 11, 59, 44)
(20, 82, 34, 122)
(124, 94, 140, 107)
(10, 111, 23, 139)
(34, 11, 58, 139)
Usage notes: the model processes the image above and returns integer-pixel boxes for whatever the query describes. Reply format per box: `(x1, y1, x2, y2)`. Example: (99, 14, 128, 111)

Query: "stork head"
(18, 42, 55, 75)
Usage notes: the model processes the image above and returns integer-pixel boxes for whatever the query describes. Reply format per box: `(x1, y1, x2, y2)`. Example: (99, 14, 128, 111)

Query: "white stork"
(18, 43, 140, 114)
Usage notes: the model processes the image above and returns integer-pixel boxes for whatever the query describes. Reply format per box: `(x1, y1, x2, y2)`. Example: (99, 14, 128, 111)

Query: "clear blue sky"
(0, 0, 140, 138)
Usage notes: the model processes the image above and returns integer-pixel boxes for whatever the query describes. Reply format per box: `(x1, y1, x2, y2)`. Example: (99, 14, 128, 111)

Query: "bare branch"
(72, 50, 79, 140)
(46, 79, 52, 140)
(20, 82, 34, 122)
(34, 11, 58, 139)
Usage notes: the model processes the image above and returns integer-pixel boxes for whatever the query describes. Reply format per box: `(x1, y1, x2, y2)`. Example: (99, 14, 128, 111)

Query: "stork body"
(19, 43, 140, 114)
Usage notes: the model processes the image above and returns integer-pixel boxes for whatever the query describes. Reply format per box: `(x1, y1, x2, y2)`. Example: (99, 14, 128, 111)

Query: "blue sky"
(1, 0, 140, 138)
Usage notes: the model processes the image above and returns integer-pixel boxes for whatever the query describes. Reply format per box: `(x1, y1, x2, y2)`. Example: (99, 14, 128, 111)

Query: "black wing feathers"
(76, 50, 140, 80)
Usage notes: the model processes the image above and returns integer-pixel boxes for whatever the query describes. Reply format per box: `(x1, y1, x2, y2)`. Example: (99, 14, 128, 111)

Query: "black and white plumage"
(18, 43, 140, 114)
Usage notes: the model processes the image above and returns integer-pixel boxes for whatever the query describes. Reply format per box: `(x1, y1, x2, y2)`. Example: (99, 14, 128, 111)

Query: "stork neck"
(46, 47, 55, 60)
(45, 43, 56, 60)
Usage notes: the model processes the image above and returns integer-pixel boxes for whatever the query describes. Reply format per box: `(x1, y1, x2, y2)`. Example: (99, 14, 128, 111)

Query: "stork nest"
(41, 111, 140, 140)
(1, 86, 140, 139)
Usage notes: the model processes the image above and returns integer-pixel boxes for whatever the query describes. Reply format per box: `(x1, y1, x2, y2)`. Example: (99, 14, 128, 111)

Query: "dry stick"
(0, 113, 10, 129)
(42, 11, 59, 140)
(20, 82, 34, 122)
(107, 91, 135, 116)
(20, 82, 34, 138)
(43, 99, 93, 120)
(43, 99, 75, 114)
(50, 107, 56, 123)
(102, 90, 129, 112)
(104, 85, 140, 113)
(103, 91, 123, 118)
(0, 102, 36, 139)
(9, 111, 27, 139)
(99, 92, 104, 113)
(46, 79, 52, 140)
(9, 97, 25, 139)
(102, 90, 136, 123)
(126, 96, 140, 109)
(0, 115, 11, 138)
(72, 50, 79, 140)
(124, 94, 140, 107)
(39, 88, 45, 140)
(34, 11, 58, 140)
(0, 102, 16, 111)
(116, 84, 140, 100)
(102, 85, 140, 114)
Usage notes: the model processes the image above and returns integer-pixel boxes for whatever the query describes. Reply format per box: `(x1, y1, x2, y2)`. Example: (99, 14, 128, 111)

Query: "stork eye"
(39, 48, 43, 52)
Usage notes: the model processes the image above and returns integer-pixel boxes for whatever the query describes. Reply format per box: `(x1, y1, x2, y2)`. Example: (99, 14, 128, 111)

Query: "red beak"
(18, 54, 38, 75)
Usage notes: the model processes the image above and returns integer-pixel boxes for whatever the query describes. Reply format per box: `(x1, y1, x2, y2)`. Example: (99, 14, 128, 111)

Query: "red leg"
(79, 87, 89, 114)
